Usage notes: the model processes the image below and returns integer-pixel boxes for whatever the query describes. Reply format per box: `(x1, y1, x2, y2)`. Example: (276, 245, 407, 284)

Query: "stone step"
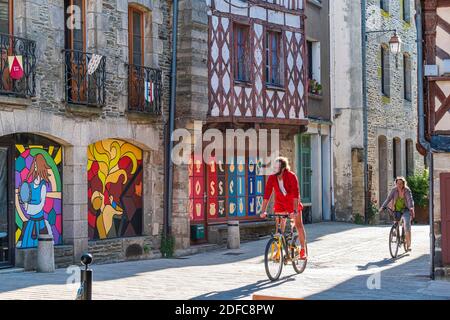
(0, 267, 24, 274)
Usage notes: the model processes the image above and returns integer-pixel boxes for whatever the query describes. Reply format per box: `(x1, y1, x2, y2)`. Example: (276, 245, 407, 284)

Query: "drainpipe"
(415, 0, 435, 280)
(361, 0, 369, 224)
(164, 0, 179, 238)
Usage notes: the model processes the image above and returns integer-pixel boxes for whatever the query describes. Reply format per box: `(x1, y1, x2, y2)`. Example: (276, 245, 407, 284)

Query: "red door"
(441, 173, 450, 265)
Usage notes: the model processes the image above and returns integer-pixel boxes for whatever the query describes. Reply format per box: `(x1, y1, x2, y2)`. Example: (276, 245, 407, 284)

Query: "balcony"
(0, 33, 36, 98)
(128, 64, 162, 114)
(63, 50, 106, 107)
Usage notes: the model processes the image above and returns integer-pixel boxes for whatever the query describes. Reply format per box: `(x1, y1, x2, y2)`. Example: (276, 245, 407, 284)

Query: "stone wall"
(3, 0, 171, 266)
(365, 0, 424, 217)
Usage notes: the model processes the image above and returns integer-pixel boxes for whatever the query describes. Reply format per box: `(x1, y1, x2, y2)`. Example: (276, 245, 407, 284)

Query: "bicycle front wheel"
(389, 224, 400, 258)
(292, 235, 307, 274)
(264, 238, 284, 281)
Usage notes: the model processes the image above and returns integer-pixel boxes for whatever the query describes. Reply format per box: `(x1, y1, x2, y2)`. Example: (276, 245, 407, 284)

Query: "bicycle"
(384, 208, 408, 258)
(264, 213, 307, 281)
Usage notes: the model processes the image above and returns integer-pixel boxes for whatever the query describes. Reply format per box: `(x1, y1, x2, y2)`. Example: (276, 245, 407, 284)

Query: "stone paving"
(0, 222, 449, 300)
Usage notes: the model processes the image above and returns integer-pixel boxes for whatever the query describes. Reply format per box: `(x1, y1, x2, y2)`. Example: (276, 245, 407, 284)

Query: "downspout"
(361, 0, 369, 224)
(415, 0, 435, 279)
(164, 0, 179, 238)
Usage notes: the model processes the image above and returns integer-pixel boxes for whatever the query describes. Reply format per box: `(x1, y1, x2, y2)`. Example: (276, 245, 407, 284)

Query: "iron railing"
(64, 49, 106, 107)
(0, 33, 36, 97)
(128, 64, 162, 114)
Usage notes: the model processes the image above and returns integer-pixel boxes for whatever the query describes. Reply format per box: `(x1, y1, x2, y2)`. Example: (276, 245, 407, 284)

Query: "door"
(441, 173, 450, 265)
(0, 146, 13, 267)
(297, 134, 312, 204)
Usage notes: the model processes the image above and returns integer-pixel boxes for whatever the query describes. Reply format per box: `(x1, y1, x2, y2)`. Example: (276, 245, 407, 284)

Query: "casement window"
(380, 0, 389, 12)
(403, 0, 411, 22)
(234, 24, 250, 82)
(129, 6, 144, 66)
(393, 137, 401, 179)
(405, 139, 414, 177)
(381, 45, 390, 97)
(64, 0, 86, 52)
(403, 54, 412, 101)
(0, 0, 12, 35)
(265, 31, 283, 86)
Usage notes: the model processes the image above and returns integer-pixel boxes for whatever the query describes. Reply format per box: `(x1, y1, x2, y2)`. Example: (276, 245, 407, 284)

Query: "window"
(129, 7, 144, 66)
(0, 0, 12, 34)
(393, 138, 401, 179)
(297, 134, 311, 204)
(403, 0, 411, 22)
(405, 139, 414, 177)
(234, 24, 250, 82)
(265, 31, 282, 86)
(381, 45, 390, 97)
(307, 40, 321, 94)
(380, 0, 389, 12)
(64, 0, 86, 51)
(403, 54, 412, 101)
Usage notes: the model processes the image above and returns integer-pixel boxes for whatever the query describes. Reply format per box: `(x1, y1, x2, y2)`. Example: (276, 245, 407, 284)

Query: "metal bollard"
(76, 253, 93, 300)
(227, 220, 240, 249)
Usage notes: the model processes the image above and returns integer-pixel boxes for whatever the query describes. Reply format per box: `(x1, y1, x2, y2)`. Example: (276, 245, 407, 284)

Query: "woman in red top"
(260, 157, 307, 259)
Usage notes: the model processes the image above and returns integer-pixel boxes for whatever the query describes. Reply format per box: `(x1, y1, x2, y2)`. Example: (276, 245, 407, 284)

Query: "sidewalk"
(0, 222, 449, 300)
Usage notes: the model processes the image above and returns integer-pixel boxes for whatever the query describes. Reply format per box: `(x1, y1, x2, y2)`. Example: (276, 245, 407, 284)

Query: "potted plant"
(406, 170, 429, 224)
(309, 79, 322, 95)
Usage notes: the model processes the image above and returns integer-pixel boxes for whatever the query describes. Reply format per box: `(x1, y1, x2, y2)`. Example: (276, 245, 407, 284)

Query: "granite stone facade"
(1, 0, 171, 268)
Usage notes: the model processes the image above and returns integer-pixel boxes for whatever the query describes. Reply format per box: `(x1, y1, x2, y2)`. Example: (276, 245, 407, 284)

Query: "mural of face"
(87, 139, 143, 240)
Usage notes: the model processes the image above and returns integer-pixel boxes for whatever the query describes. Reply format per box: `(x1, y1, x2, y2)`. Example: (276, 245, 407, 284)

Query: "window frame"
(265, 30, 283, 87)
(380, 0, 389, 12)
(233, 23, 251, 83)
(128, 5, 145, 67)
(381, 45, 390, 98)
(403, 53, 412, 102)
(403, 0, 411, 23)
(64, 0, 86, 52)
(0, 0, 13, 35)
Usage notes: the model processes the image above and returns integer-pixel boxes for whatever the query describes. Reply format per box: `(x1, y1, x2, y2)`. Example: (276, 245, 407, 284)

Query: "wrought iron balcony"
(0, 33, 36, 97)
(64, 49, 106, 107)
(128, 64, 162, 114)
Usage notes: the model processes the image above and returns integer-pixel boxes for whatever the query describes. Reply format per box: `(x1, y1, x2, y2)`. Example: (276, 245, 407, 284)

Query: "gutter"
(164, 0, 179, 238)
(361, 0, 369, 224)
(415, 0, 435, 280)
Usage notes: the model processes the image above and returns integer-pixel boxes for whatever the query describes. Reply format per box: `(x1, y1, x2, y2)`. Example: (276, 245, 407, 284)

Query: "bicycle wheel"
(389, 224, 400, 258)
(291, 235, 307, 274)
(264, 237, 284, 281)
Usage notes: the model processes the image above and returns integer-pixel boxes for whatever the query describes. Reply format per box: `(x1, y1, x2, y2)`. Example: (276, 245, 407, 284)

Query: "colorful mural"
(15, 145, 63, 248)
(87, 139, 143, 240)
(189, 153, 265, 222)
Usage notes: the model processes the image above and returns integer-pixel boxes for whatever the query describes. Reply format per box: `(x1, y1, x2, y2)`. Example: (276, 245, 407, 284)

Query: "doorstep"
(174, 243, 224, 258)
(0, 267, 25, 274)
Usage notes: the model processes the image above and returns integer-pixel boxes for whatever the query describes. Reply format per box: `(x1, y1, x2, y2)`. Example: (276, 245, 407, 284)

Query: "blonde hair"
(276, 157, 291, 171)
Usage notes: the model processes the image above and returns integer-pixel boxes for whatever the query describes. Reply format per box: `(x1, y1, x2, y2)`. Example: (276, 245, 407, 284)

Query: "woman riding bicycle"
(259, 157, 307, 260)
(379, 176, 415, 252)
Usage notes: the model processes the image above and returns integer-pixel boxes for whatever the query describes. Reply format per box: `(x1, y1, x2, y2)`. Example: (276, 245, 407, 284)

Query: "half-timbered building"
(173, 0, 309, 248)
(418, 0, 450, 278)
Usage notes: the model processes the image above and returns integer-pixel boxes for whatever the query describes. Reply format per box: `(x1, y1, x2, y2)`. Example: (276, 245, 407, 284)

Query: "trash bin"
(227, 221, 240, 249)
(37, 234, 55, 273)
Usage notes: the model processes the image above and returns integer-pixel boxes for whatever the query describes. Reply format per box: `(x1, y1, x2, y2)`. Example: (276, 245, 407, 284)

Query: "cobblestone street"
(0, 222, 449, 300)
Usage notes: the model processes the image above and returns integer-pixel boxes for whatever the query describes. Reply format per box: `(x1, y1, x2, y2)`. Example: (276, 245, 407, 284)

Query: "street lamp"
(388, 32, 401, 55)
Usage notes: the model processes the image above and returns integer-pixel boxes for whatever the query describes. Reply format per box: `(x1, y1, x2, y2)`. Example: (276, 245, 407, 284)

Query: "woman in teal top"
(380, 177, 415, 252)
